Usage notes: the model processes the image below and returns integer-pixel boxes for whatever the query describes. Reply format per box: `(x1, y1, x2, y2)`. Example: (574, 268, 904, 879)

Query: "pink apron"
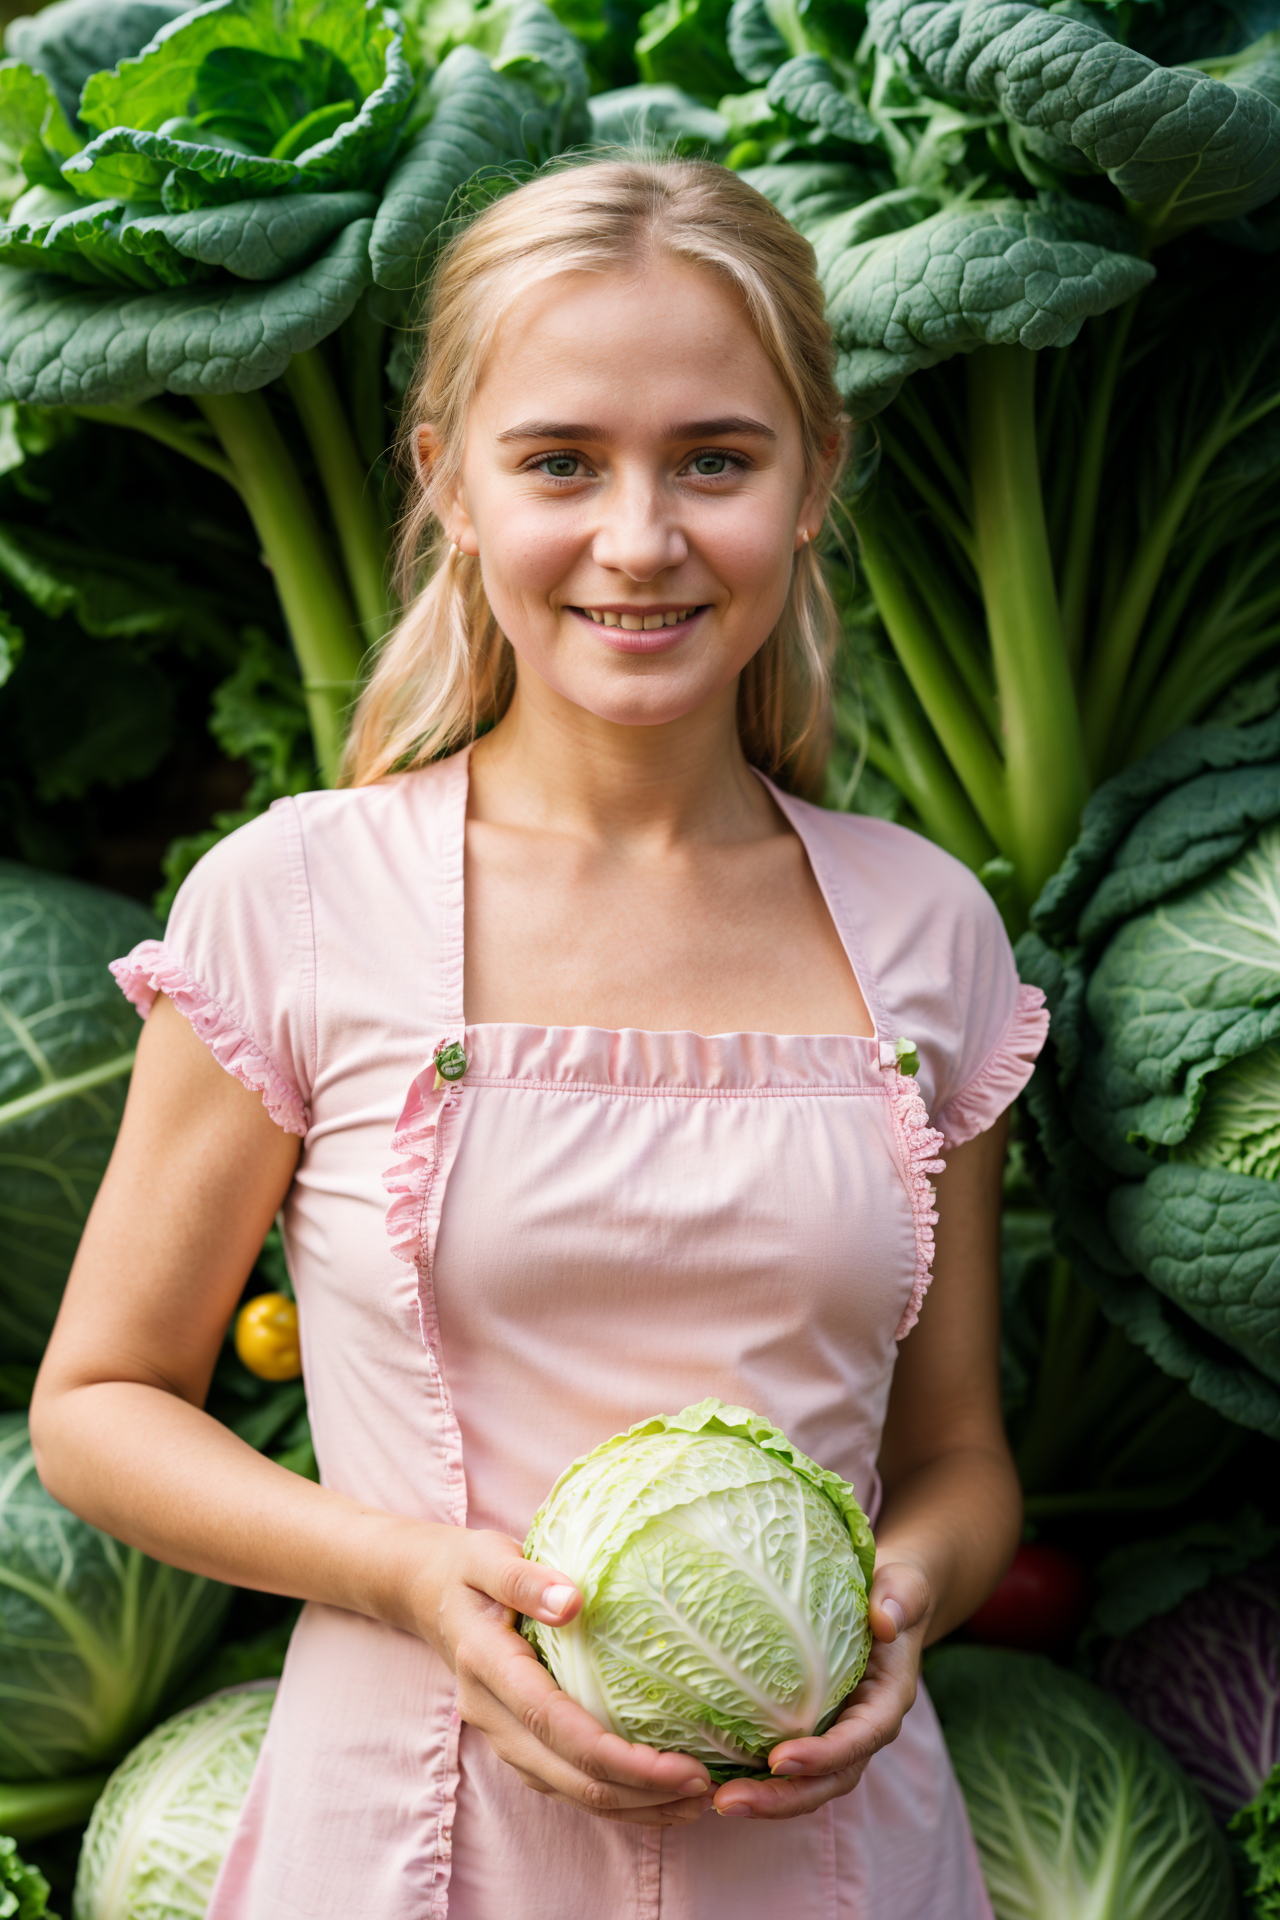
(113, 747, 1045, 1918)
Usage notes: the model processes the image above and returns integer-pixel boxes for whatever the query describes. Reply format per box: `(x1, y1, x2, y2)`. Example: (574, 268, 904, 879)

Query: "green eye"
(541, 455, 580, 478)
(692, 453, 730, 475)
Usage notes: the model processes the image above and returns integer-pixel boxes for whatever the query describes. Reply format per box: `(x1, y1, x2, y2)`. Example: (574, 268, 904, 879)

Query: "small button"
(433, 1040, 467, 1090)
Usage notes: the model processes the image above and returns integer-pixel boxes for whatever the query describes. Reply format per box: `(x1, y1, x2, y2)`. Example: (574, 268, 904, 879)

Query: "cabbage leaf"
(0, 1413, 230, 1781)
(930, 1645, 1236, 1920)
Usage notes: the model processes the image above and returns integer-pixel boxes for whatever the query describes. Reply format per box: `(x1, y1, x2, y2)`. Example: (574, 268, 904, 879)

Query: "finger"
(714, 1767, 863, 1820)
(467, 1529, 583, 1626)
(461, 1621, 710, 1805)
(867, 1558, 930, 1643)
(761, 1632, 920, 1784)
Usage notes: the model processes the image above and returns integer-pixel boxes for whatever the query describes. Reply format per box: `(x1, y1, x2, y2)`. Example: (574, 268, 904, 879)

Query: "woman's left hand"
(712, 1561, 931, 1821)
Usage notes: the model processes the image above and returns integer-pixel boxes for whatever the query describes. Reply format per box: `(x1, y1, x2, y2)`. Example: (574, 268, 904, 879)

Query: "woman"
(30, 157, 1045, 1918)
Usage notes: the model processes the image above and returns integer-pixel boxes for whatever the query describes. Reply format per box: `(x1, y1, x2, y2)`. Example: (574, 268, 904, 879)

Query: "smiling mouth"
(575, 606, 701, 629)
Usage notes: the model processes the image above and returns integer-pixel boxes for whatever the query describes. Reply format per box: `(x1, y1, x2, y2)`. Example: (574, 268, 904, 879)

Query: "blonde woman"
(31, 159, 1046, 1918)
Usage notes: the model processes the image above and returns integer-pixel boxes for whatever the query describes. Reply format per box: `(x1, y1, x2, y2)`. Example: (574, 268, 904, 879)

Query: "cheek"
(475, 498, 582, 610)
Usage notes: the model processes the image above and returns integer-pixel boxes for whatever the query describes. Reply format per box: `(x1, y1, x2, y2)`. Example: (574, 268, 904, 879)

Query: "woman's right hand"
(415, 1525, 715, 1826)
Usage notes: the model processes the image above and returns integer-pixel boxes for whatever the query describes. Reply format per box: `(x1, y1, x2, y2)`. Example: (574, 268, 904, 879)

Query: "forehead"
(472, 256, 798, 435)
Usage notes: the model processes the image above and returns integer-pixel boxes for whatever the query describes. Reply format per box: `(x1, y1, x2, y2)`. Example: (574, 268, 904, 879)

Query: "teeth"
(581, 607, 696, 625)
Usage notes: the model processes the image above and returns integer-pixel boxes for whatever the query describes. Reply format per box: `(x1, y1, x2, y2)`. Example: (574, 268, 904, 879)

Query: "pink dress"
(111, 746, 1046, 1920)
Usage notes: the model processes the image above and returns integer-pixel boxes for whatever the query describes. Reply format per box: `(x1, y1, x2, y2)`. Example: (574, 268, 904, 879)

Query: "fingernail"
(679, 1777, 709, 1795)
(771, 1761, 803, 1776)
(716, 1804, 752, 1818)
(883, 1598, 906, 1636)
(542, 1584, 575, 1615)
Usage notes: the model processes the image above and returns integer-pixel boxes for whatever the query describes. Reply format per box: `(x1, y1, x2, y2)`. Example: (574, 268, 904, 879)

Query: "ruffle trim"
(384, 1045, 457, 1269)
(890, 1071, 947, 1340)
(936, 983, 1050, 1149)
(109, 938, 309, 1138)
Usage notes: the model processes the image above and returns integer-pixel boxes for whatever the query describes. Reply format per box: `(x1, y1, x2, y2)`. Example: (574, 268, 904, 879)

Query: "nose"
(590, 475, 688, 581)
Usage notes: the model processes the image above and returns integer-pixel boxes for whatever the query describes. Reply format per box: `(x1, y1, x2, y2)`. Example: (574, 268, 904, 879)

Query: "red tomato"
(965, 1544, 1091, 1653)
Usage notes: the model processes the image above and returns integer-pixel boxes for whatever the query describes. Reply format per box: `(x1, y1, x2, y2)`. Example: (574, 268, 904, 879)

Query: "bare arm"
(715, 1114, 1021, 1819)
(30, 997, 714, 1824)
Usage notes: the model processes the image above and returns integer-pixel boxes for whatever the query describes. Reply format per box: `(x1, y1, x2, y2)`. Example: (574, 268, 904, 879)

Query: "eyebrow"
(495, 416, 778, 443)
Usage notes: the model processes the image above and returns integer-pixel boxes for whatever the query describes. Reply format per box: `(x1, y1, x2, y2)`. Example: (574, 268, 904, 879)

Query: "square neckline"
(444, 744, 885, 1052)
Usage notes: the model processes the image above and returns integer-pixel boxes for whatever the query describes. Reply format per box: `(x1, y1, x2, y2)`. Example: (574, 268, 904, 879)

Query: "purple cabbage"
(1101, 1570, 1280, 1821)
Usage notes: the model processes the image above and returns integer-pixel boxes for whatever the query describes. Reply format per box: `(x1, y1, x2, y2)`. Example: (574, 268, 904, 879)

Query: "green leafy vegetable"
(0, 862, 158, 1363)
(522, 1398, 874, 1778)
(1017, 706, 1280, 1435)
(929, 1645, 1236, 1920)
(1232, 1761, 1280, 1919)
(0, 1833, 56, 1920)
(73, 1684, 274, 1920)
(0, 1412, 230, 1783)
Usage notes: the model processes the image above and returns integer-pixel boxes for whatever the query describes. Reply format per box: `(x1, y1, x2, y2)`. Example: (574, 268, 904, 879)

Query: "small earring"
(801, 528, 810, 545)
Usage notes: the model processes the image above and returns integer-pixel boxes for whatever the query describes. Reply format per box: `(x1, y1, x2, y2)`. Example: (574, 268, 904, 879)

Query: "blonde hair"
(341, 156, 847, 797)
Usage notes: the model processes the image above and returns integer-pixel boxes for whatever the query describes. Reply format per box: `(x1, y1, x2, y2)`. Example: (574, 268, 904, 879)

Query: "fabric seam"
(457, 1075, 888, 1100)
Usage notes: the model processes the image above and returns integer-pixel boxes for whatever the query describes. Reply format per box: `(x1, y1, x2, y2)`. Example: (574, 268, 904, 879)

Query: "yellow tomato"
(235, 1293, 301, 1381)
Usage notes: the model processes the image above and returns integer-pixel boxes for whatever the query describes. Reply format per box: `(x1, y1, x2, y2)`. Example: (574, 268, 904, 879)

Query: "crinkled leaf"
(0, 188, 199, 290)
(121, 188, 376, 281)
(66, 0, 415, 204)
(0, 214, 372, 404)
(1078, 818, 1280, 1151)
(62, 125, 304, 209)
(1032, 707, 1280, 945)
(5, 0, 190, 129)
(370, 46, 545, 289)
(868, 0, 1280, 236)
(748, 179, 1153, 412)
(1175, 1043, 1280, 1181)
(587, 81, 727, 147)
(0, 605, 20, 687)
(1108, 1163, 1280, 1387)
(766, 52, 878, 143)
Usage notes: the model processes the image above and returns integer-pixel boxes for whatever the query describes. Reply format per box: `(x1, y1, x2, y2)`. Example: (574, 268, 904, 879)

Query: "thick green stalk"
(196, 389, 364, 784)
(0, 1771, 108, 1840)
(1060, 297, 1139, 670)
(859, 660, 996, 869)
(967, 347, 1088, 898)
(856, 507, 1012, 853)
(283, 346, 391, 638)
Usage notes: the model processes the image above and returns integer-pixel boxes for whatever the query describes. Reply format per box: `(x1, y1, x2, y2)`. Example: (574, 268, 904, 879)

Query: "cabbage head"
(522, 1399, 875, 1778)
(73, 1682, 273, 1920)
(0, 860, 158, 1365)
(929, 1646, 1236, 1920)
(1017, 706, 1280, 1437)
(0, 1413, 230, 1781)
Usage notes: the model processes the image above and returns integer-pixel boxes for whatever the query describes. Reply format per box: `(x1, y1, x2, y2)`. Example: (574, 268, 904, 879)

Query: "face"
(429, 256, 825, 733)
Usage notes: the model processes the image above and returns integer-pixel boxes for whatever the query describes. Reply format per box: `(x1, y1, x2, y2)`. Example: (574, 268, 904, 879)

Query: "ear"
(796, 427, 845, 545)
(417, 424, 480, 557)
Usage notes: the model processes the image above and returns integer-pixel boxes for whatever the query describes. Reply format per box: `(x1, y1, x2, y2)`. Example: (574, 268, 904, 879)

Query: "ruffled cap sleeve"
(110, 804, 312, 1137)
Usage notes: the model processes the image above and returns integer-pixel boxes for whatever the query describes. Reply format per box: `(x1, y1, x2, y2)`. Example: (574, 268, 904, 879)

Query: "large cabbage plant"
(1017, 704, 1280, 1437)
(73, 1682, 274, 1920)
(0, 0, 590, 780)
(929, 1645, 1237, 1920)
(0, 1412, 230, 1839)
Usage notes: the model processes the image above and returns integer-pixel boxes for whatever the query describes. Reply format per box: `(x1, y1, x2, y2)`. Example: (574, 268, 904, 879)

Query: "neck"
(468, 669, 777, 850)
